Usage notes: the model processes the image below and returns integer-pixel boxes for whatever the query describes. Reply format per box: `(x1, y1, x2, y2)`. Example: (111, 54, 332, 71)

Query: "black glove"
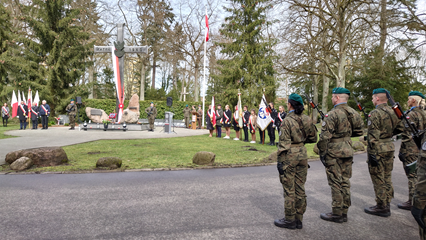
(277, 162, 284, 175)
(368, 154, 378, 167)
(320, 155, 327, 167)
(411, 206, 426, 229)
(398, 152, 405, 163)
(405, 161, 417, 175)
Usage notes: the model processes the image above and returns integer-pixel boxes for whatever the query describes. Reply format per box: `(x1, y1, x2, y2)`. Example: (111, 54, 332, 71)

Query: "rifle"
(305, 94, 325, 120)
(352, 95, 368, 122)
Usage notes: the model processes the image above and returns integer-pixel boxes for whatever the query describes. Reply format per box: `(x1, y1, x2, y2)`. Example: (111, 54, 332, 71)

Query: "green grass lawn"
(1, 124, 361, 173)
(0, 122, 19, 139)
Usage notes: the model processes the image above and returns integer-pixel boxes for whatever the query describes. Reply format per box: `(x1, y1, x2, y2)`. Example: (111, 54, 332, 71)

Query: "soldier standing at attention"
(216, 104, 223, 138)
(66, 99, 77, 130)
(318, 87, 363, 223)
(268, 102, 278, 146)
(398, 91, 426, 210)
(183, 105, 191, 128)
(274, 93, 318, 229)
(364, 88, 403, 217)
(197, 105, 203, 129)
(145, 102, 157, 132)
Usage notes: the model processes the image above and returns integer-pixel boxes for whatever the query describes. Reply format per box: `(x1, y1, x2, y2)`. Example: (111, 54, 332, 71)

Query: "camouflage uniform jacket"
(66, 103, 77, 116)
(367, 103, 403, 155)
(278, 111, 318, 162)
(183, 108, 191, 118)
(400, 107, 426, 156)
(317, 103, 364, 158)
(145, 106, 157, 119)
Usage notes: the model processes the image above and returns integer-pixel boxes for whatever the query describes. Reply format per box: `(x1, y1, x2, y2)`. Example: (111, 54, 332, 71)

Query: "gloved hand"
(277, 162, 284, 175)
(411, 206, 426, 229)
(368, 154, 378, 167)
(320, 155, 327, 167)
(398, 152, 405, 162)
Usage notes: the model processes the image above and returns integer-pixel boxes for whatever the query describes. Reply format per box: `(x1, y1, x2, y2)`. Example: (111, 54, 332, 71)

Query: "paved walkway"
(0, 127, 209, 165)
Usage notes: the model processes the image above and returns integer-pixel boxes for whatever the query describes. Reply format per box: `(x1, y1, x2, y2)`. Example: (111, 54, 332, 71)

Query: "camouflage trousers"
(69, 115, 75, 128)
(148, 117, 155, 130)
(368, 151, 395, 205)
(278, 158, 308, 221)
(325, 157, 353, 215)
(402, 153, 417, 202)
(413, 164, 426, 240)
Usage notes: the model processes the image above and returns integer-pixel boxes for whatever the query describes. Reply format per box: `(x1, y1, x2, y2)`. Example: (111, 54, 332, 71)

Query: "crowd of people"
(204, 102, 287, 144)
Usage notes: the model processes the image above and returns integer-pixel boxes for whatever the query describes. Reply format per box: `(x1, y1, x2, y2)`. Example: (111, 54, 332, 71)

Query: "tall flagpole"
(202, 7, 208, 128)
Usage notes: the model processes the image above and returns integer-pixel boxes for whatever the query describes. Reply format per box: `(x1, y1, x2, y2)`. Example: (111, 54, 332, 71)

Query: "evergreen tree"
(0, 4, 12, 102)
(211, 0, 277, 107)
(19, 0, 92, 112)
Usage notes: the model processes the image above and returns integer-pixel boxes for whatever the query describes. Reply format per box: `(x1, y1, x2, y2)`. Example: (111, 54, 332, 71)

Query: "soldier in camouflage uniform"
(317, 87, 364, 223)
(364, 88, 403, 217)
(66, 99, 77, 130)
(274, 93, 318, 230)
(145, 102, 157, 132)
(398, 91, 426, 210)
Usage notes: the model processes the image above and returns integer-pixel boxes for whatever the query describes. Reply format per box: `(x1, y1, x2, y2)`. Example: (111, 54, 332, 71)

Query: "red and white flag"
(205, 11, 209, 42)
(11, 90, 18, 118)
(21, 91, 26, 105)
(27, 87, 32, 119)
(18, 90, 21, 106)
(211, 96, 216, 127)
(111, 46, 124, 123)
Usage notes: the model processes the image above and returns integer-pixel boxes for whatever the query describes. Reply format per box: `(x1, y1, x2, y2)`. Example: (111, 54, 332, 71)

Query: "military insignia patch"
(325, 114, 328, 117)
(368, 114, 371, 117)
(322, 121, 326, 126)
(368, 120, 371, 126)
(423, 142, 426, 151)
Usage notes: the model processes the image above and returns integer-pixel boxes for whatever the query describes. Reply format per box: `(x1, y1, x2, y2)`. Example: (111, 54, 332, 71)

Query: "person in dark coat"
(39, 100, 51, 129)
(30, 102, 39, 129)
(243, 106, 250, 142)
(17, 101, 28, 130)
(2, 103, 10, 127)
(206, 105, 214, 137)
(223, 105, 232, 139)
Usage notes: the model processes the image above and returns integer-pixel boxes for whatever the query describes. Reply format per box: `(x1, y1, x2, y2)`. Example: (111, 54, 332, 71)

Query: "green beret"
(372, 88, 388, 94)
(409, 91, 425, 99)
(70, 99, 74, 102)
(288, 93, 303, 106)
(186, 104, 188, 107)
(332, 87, 350, 95)
(150, 102, 154, 104)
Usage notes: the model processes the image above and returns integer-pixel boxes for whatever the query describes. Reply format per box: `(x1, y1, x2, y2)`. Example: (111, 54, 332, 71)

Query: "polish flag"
(11, 90, 18, 118)
(22, 91, 26, 105)
(205, 11, 209, 42)
(34, 91, 40, 106)
(211, 96, 216, 127)
(27, 87, 32, 119)
(18, 90, 21, 105)
(111, 46, 124, 123)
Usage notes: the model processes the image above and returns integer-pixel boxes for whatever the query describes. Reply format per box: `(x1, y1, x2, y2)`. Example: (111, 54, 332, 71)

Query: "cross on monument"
(94, 23, 148, 122)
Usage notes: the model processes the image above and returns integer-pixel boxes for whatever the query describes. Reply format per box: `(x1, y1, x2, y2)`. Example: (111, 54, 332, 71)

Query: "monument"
(94, 23, 148, 123)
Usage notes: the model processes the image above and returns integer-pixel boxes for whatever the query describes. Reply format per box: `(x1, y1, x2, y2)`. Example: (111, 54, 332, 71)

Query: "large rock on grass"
(85, 107, 109, 123)
(352, 141, 366, 152)
(5, 147, 68, 167)
(96, 157, 122, 169)
(10, 157, 33, 171)
(193, 152, 215, 165)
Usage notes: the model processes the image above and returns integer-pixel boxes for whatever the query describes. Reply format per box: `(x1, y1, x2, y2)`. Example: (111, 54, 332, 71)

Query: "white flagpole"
(202, 7, 207, 128)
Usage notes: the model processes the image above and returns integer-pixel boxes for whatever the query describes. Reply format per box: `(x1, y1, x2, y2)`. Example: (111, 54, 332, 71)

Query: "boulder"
(127, 94, 140, 113)
(85, 107, 109, 123)
(193, 151, 215, 165)
(96, 157, 122, 169)
(313, 143, 319, 155)
(10, 157, 33, 171)
(359, 136, 367, 146)
(5, 147, 68, 167)
(121, 109, 140, 124)
(352, 141, 365, 152)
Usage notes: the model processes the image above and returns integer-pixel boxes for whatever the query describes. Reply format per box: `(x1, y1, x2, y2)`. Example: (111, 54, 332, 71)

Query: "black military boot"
(342, 214, 348, 222)
(296, 219, 303, 229)
(274, 218, 296, 229)
(320, 212, 344, 223)
(397, 200, 412, 210)
(364, 204, 391, 217)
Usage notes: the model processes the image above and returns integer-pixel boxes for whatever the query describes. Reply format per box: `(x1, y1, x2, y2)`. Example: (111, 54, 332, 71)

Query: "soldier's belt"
(329, 136, 351, 143)
(378, 138, 392, 142)
(290, 143, 304, 147)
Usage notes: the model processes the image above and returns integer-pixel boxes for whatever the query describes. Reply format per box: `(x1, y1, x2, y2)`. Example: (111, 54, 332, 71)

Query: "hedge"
(78, 99, 209, 121)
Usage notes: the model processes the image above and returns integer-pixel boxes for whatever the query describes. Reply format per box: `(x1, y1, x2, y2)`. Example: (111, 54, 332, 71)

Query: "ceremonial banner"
(256, 94, 272, 131)
(211, 96, 216, 127)
(11, 90, 18, 118)
(111, 46, 124, 123)
(237, 92, 243, 128)
(27, 87, 32, 120)
(205, 10, 209, 42)
(18, 90, 21, 106)
(21, 91, 26, 105)
(34, 91, 40, 106)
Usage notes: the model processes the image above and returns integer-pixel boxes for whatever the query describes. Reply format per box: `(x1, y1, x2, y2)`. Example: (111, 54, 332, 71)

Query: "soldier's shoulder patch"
(368, 114, 371, 117)
(322, 121, 326, 127)
(423, 142, 426, 151)
(325, 114, 328, 117)
(368, 120, 372, 126)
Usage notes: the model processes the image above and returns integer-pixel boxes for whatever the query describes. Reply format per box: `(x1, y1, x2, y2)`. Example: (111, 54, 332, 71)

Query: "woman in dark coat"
(206, 105, 214, 137)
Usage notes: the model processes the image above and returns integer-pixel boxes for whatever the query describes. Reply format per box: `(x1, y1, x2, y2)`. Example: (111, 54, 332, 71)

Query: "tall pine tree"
(19, 0, 92, 112)
(211, 0, 277, 107)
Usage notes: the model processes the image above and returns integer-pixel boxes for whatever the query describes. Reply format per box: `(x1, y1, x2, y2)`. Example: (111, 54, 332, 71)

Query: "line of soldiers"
(274, 88, 426, 239)
(204, 103, 287, 143)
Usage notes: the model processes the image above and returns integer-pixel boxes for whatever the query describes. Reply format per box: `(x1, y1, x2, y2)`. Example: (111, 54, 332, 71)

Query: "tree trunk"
(140, 61, 145, 101)
(379, 0, 387, 75)
(322, 59, 330, 114)
(88, 62, 94, 99)
(313, 75, 319, 124)
(152, 55, 156, 89)
(337, 8, 346, 88)
(194, 64, 199, 102)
